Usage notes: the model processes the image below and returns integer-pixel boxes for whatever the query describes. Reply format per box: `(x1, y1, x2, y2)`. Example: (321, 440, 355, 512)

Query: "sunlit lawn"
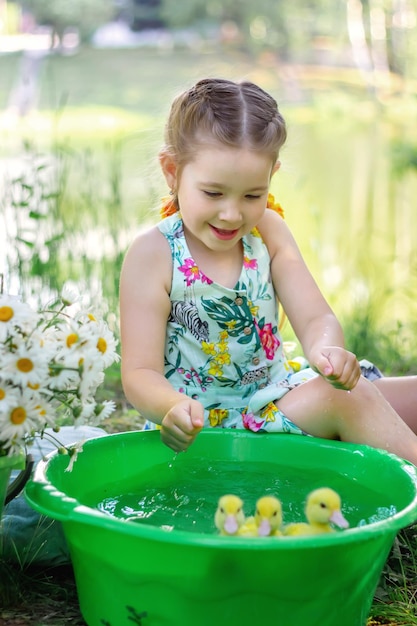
(0, 45, 391, 144)
(0, 50, 21, 108)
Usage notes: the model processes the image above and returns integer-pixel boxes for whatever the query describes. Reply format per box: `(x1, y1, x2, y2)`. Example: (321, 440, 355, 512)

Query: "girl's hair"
(163, 77, 287, 170)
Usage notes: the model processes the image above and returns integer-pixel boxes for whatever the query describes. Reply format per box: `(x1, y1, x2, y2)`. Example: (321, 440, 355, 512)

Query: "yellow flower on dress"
(201, 341, 216, 356)
(248, 301, 259, 316)
(260, 401, 280, 423)
(219, 331, 228, 341)
(225, 320, 237, 330)
(283, 360, 294, 373)
(209, 408, 229, 427)
(214, 352, 231, 366)
(208, 362, 223, 377)
(287, 359, 302, 372)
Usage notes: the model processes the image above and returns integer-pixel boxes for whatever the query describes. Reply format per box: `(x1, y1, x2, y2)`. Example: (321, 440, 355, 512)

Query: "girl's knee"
(311, 375, 384, 416)
(351, 375, 386, 403)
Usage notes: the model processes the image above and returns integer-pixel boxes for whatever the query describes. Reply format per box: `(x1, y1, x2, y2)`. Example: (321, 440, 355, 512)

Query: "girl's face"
(162, 143, 279, 254)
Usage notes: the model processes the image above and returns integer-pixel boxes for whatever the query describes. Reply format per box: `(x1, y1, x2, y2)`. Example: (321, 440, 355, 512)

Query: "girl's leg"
(373, 376, 417, 433)
(277, 375, 417, 465)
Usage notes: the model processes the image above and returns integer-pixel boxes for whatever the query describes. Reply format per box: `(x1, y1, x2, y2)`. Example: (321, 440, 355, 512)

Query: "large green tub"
(25, 430, 417, 626)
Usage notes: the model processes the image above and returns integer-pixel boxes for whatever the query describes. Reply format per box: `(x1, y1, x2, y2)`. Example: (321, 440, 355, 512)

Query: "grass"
(0, 51, 21, 109)
(0, 562, 84, 625)
(370, 526, 417, 625)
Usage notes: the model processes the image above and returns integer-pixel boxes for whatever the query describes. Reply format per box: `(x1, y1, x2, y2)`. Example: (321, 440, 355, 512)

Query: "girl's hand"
(160, 399, 204, 452)
(311, 346, 361, 391)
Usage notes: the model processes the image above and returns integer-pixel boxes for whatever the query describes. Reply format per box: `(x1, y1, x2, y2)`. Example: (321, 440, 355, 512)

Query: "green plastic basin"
(25, 430, 417, 626)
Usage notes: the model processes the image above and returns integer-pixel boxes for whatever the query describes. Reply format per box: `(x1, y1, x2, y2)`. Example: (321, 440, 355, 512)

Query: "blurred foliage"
(21, 0, 116, 43)
(11, 0, 417, 82)
(157, 0, 417, 81)
(158, 0, 345, 60)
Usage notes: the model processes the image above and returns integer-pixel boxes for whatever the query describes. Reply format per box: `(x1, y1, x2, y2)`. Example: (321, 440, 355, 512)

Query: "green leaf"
(45, 233, 65, 246)
(16, 237, 35, 248)
(29, 211, 47, 220)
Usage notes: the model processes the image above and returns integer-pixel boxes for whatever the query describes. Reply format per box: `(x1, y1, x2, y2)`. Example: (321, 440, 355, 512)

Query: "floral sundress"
(147, 213, 320, 435)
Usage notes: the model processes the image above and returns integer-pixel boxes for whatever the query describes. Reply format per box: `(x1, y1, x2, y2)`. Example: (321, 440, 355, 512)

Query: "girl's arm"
(258, 210, 360, 389)
(119, 226, 179, 419)
(119, 227, 204, 448)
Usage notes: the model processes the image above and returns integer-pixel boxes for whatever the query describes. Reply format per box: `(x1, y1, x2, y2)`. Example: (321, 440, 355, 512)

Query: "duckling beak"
(330, 509, 349, 529)
(257, 519, 271, 536)
(224, 515, 239, 534)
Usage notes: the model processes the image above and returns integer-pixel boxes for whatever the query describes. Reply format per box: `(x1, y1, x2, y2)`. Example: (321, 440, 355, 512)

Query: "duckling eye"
(272, 511, 278, 517)
(319, 502, 326, 508)
(220, 507, 225, 514)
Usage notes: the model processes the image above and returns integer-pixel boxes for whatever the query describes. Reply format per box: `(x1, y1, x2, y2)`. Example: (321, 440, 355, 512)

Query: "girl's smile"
(209, 225, 240, 240)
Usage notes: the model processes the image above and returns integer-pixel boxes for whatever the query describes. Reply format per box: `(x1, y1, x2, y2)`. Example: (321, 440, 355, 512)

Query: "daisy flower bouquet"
(0, 286, 119, 463)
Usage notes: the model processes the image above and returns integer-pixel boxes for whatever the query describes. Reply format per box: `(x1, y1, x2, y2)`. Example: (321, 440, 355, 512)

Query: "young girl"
(119, 77, 417, 464)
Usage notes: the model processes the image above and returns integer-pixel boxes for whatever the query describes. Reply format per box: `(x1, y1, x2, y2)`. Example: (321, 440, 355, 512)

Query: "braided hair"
(160, 78, 286, 216)
(165, 78, 286, 165)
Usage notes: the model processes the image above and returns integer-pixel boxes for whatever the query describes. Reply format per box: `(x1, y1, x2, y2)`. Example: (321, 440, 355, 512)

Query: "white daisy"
(83, 319, 120, 368)
(52, 323, 96, 374)
(94, 400, 116, 422)
(71, 399, 96, 425)
(61, 283, 81, 307)
(0, 379, 19, 414)
(0, 295, 37, 341)
(0, 389, 43, 450)
(2, 341, 50, 389)
(30, 326, 58, 358)
(78, 353, 105, 401)
(32, 393, 59, 430)
(47, 359, 80, 392)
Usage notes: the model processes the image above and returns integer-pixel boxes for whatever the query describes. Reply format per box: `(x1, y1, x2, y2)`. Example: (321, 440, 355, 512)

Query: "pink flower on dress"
(243, 256, 258, 270)
(201, 273, 213, 285)
(256, 322, 280, 360)
(179, 258, 200, 286)
(242, 412, 264, 432)
(178, 258, 212, 286)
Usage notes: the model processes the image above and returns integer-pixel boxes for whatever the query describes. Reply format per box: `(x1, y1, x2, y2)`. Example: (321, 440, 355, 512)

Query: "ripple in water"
(92, 458, 397, 534)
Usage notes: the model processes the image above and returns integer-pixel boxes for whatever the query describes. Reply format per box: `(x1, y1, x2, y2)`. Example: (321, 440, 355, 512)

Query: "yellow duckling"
(214, 494, 245, 536)
(238, 496, 283, 537)
(283, 487, 349, 537)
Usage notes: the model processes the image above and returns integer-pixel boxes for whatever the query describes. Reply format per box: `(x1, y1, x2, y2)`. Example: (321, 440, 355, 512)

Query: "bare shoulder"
(257, 209, 297, 259)
(121, 225, 172, 293)
(123, 225, 170, 263)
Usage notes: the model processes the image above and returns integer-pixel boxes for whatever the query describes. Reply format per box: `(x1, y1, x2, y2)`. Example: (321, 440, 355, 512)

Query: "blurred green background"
(1, 0, 417, 373)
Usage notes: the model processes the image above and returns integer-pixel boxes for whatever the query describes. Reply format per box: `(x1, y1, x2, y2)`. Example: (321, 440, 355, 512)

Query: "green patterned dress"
(147, 213, 318, 434)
